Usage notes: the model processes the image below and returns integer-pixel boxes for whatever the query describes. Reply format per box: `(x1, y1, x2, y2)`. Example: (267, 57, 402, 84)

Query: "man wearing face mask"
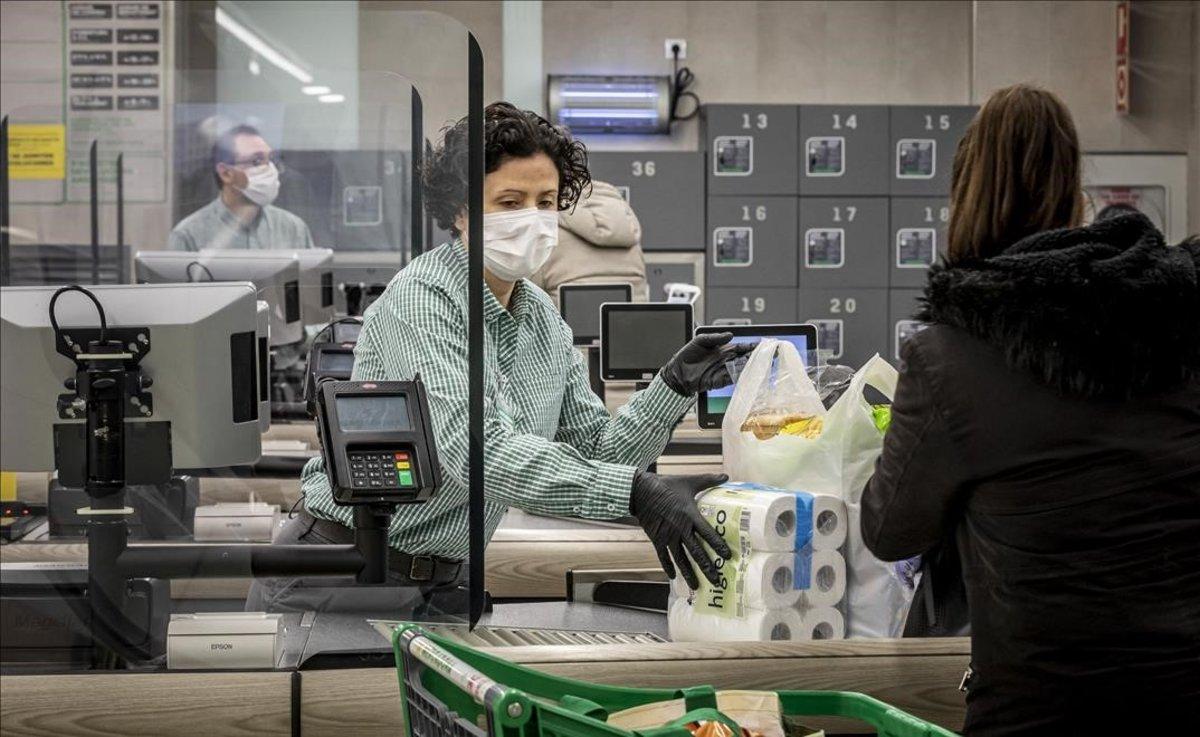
(168, 124, 314, 251)
(245, 103, 752, 614)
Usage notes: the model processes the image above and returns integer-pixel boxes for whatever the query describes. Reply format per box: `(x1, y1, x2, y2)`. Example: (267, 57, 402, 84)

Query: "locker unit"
(706, 196, 798, 288)
(888, 105, 976, 196)
(798, 288, 888, 369)
(586, 152, 705, 251)
(644, 252, 706, 322)
(798, 105, 890, 196)
(798, 197, 889, 289)
(888, 197, 949, 288)
(704, 287, 799, 327)
(887, 289, 925, 364)
(705, 104, 800, 195)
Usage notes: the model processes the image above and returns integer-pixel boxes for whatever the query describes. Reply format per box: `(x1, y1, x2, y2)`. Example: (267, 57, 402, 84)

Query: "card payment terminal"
(314, 379, 441, 505)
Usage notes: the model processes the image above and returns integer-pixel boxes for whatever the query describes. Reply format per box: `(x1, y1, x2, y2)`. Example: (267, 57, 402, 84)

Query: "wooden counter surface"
(0, 671, 293, 736)
(0, 638, 969, 736)
(0, 527, 661, 601)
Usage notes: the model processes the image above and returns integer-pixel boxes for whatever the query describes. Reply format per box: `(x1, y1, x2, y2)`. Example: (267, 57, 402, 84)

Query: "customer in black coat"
(861, 84, 1200, 736)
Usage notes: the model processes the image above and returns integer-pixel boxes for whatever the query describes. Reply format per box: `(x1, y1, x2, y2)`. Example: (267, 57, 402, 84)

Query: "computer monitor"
(600, 303, 693, 382)
(694, 323, 819, 429)
(0, 283, 263, 472)
(256, 300, 271, 434)
(1, 244, 125, 286)
(296, 248, 336, 326)
(134, 250, 303, 346)
(331, 251, 403, 315)
(559, 283, 633, 347)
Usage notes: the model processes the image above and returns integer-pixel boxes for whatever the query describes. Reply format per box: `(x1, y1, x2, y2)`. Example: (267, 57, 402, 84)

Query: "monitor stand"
(586, 346, 605, 404)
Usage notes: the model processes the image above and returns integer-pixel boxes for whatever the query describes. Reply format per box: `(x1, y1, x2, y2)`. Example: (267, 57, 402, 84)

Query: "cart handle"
(397, 624, 510, 708)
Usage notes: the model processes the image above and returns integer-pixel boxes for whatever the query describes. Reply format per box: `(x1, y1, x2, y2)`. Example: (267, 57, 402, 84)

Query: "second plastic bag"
(722, 340, 913, 638)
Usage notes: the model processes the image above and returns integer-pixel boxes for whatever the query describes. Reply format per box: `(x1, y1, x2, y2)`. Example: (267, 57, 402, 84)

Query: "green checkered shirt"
(301, 241, 693, 559)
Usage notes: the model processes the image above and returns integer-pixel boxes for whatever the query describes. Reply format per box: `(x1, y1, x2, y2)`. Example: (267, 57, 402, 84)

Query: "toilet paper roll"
(668, 599, 805, 643)
(798, 549, 846, 608)
(809, 494, 847, 551)
(798, 606, 846, 640)
(745, 552, 803, 609)
(669, 553, 802, 610)
(695, 486, 797, 553)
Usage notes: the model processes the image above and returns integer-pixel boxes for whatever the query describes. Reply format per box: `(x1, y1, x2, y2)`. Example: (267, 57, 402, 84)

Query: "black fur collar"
(919, 213, 1200, 397)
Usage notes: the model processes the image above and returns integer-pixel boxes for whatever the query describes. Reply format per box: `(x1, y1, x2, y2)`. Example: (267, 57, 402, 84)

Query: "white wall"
(543, 1, 973, 151)
(215, 0, 361, 150)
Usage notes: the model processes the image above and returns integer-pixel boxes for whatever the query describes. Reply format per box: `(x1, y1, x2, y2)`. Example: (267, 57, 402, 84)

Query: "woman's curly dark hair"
(423, 102, 591, 235)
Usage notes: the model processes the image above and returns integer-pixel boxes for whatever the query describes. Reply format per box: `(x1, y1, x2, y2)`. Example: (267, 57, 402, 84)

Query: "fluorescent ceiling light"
(318, 93, 345, 103)
(558, 90, 659, 99)
(302, 85, 331, 95)
(215, 6, 313, 85)
(557, 108, 660, 119)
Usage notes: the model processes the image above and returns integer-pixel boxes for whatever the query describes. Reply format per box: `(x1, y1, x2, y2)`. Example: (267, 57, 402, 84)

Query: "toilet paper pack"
(681, 483, 848, 619)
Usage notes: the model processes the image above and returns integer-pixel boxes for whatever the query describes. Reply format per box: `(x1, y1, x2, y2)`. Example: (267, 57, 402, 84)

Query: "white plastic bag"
(723, 344, 913, 638)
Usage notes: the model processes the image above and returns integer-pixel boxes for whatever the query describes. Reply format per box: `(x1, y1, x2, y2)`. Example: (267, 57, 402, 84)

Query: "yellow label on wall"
(0, 472, 16, 501)
(8, 124, 66, 179)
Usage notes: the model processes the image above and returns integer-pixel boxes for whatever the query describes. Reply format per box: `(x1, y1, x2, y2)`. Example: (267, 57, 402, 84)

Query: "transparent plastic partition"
(0, 7, 482, 672)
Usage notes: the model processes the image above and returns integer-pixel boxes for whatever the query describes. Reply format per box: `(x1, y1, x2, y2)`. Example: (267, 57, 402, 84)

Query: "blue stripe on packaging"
(792, 491, 814, 590)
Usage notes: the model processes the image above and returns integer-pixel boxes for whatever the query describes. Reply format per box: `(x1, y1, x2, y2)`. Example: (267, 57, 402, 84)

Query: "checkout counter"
(0, 284, 967, 736)
(1, 431, 969, 735)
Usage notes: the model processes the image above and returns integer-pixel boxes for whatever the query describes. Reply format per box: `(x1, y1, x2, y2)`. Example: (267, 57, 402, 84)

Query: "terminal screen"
(319, 351, 355, 372)
(562, 286, 631, 344)
(704, 333, 810, 415)
(897, 139, 936, 178)
(806, 229, 845, 268)
(714, 228, 753, 266)
(811, 320, 843, 360)
(606, 311, 690, 372)
(807, 137, 845, 176)
(337, 395, 411, 432)
(897, 228, 936, 268)
(714, 136, 752, 175)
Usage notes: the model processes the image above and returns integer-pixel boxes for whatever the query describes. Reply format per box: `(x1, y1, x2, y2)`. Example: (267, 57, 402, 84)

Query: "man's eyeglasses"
(229, 152, 285, 172)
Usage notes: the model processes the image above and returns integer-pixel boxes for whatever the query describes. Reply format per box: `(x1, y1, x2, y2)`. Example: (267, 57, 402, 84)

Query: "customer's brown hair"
(947, 84, 1083, 261)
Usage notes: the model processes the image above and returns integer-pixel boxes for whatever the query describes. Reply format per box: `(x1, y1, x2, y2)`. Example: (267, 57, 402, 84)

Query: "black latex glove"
(629, 471, 732, 590)
(659, 332, 757, 396)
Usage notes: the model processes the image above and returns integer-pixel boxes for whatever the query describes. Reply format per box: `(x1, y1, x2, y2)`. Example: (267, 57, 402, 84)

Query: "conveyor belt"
(371, 620, 665, 648)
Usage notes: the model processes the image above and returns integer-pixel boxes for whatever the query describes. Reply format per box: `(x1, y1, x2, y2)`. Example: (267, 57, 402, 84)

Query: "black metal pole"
(467, 34, 486, 628)
(118, 543, 363, 579)
(80, 349, 137, 666)
(409, 87, 423, 263)
(1, 116, 10, 286)
(116, 153, 125, 283)
(89, 141, 99, 285)
(352, 505, 391, 584)
(587, 347, 606, 404)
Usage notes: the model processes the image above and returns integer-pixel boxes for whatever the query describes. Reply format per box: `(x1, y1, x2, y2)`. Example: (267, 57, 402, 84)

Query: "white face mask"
(238, 161, 280, 207)
(481, 208, 558, 282)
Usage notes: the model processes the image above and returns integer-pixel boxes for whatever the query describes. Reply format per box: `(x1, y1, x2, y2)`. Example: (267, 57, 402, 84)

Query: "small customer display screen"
(336, 395, 411, 433)
(601, 304, 693, 381)
(319, 350, 355, 372)
(560, 283, 632, 346)
(695, 323, 819, 428)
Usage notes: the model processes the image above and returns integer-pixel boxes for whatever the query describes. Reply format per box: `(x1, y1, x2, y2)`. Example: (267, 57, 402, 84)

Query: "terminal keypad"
(348, 450, 416, 490)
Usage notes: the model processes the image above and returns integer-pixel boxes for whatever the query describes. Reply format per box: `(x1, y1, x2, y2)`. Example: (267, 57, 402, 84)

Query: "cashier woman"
(246, 103, 752, 613)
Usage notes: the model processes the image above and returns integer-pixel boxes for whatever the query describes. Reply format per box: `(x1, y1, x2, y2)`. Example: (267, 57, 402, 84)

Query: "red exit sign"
(1116, 0, 1130, 114)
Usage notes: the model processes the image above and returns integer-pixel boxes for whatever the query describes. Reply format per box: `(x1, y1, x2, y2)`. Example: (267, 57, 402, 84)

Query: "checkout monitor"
(295, 248, 336, 327)
(134, 250, 304, 347)
(600, 303, 693, 382)
(559, 283, 633, 346)
(695, 323, 819, 429)
(0, 283, 264, 472)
